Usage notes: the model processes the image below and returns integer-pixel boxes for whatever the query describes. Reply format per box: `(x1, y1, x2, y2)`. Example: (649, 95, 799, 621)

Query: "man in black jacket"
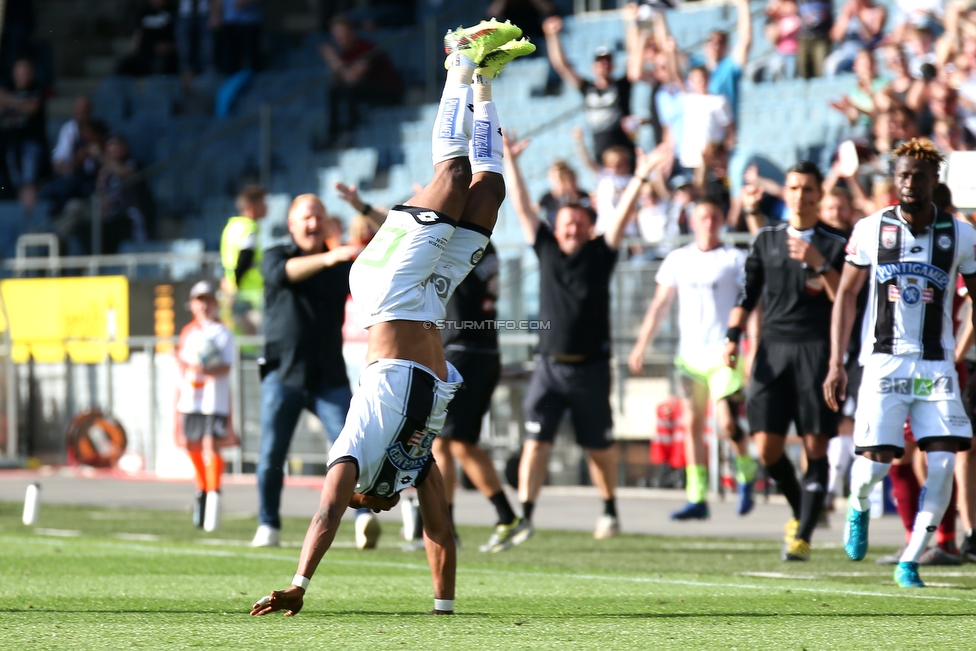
(251, 194, 364, 549)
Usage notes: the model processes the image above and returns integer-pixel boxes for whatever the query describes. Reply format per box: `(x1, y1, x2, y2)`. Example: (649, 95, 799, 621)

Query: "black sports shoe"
(193, 491, 206, 528)
(959, 531, 976, 563)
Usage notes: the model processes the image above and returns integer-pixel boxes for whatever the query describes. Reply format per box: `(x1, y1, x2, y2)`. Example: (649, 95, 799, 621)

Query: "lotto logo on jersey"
(414, 211, 440, 224)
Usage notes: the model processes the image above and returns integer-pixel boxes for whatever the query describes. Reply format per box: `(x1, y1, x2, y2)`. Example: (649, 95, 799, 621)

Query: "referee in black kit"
(504, 132, 636, 542)
(723, 162, 848, 562)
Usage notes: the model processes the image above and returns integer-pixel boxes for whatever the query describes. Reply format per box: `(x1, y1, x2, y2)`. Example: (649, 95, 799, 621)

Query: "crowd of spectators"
(115, 0, 266, 80)
(514, 0, 976, 262)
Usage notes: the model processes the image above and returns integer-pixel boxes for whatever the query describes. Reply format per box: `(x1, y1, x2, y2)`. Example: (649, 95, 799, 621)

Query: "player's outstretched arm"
(823, 263, 868, 411)
(333, 181, 387, 227)
(605, 145, 667, 251)
(250, 461, 359, 617)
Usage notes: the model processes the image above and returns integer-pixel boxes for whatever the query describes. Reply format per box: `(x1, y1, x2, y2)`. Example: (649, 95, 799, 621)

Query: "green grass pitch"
(2, 502, 976, 650)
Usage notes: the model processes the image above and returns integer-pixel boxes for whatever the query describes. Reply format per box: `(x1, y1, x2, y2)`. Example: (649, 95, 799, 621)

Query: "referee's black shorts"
(747, 339, 839, 438)
(522, 357, 614, 450)
(439, 348, 501, 444)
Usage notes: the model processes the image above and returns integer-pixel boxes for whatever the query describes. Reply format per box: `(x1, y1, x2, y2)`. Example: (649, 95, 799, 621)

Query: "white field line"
(34, 528, 81, 537)
(111, 533, 161, 542)
(5, 534, 973, 604)
(195, 538, 354, 549)
(740, 570, 976, 578)
(73, 539, 976, 605)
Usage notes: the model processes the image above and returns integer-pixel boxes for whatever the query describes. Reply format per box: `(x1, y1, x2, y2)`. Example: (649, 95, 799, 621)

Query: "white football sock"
(470, 99, 503, 176)
(901, 451, 956, 563)
(848, 456, 891, 512)
(827, 435, 854, 496)
(447, 53, 477, 86)
(473, 73, 492, 101)
(432, 79, 473, 166)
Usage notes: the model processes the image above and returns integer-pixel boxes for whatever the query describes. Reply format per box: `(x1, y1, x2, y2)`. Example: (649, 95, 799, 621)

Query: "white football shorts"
(327, 358, 463, 497)
(349, 205, 490, 329)
(853, 354, 973, 454)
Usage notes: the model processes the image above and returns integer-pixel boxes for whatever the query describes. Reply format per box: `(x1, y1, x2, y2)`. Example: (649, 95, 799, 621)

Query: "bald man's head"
(288, 194, 328, 253)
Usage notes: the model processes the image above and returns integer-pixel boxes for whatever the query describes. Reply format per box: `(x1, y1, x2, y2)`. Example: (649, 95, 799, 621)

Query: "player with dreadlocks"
(824, 138, 976, 587)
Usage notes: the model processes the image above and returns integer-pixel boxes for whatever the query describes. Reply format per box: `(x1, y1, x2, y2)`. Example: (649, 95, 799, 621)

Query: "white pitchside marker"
(22, 482, 40, 525)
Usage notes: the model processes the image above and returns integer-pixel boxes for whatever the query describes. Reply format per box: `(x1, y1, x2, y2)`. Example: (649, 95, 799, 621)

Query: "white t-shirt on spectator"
(895, 0, 944, 24)
(637, 199, 677, 257)
(52, 119, 80, 168)
(176, 318, 234, 415)
(678, 92, 732, 170)
(958, 76, 976, 138)
(594, 171, 639, 237)
(655, 242, 745, 359)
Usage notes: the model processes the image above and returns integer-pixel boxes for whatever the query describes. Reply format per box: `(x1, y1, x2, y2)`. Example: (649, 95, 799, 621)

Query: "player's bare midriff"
(366, 320, 448, 380)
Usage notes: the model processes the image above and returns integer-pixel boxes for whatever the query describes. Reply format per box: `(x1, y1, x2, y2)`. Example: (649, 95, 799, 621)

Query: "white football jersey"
(846, 205, 976, 365)
(349, 205, 488, 329)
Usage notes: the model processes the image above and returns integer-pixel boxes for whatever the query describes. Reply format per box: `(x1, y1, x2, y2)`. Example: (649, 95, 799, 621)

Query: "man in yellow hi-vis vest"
(220, 185, 268, 335)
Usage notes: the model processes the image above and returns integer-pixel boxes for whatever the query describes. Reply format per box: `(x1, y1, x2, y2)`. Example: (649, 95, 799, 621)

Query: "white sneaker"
(203, 491, 221, 532)
(251, 524, 280, 547)
(594, 514, 620, 540)
(355, 512, 381, 550)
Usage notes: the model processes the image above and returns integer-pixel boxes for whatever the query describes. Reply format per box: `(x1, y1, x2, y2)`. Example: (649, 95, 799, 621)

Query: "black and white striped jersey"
(846, 205, 976, 364)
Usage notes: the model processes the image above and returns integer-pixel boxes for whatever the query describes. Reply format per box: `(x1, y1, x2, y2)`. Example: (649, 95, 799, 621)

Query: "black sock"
(489, 491, 516, 525)
(798, 457, 829, 543)
(730, 421, 745, 443)
(414, 510, 425, 540)
(522, 501, 534, 521)
(766, 455, 802, 519)
(603, 498, 617, 519)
